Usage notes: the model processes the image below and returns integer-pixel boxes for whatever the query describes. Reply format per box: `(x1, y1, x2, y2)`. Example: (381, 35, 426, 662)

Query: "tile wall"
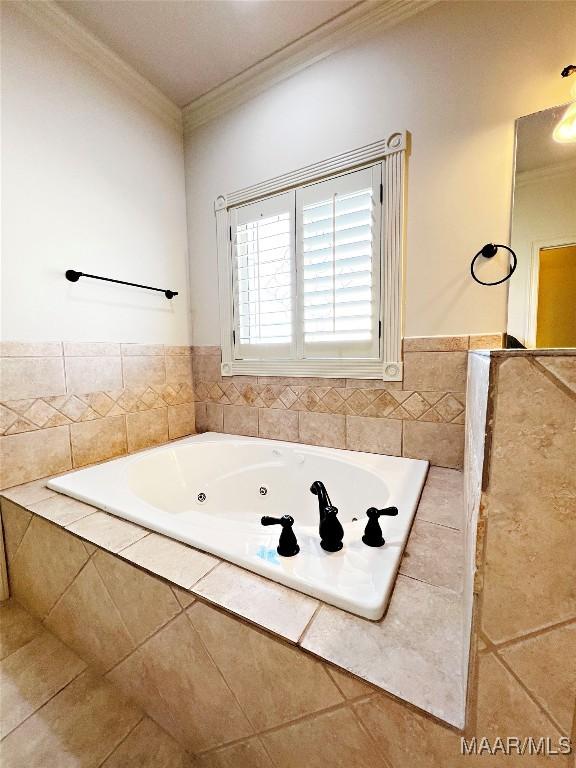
(192, 334, 503, 470)
(0, 342, 195, 489)
(1, 334, 501, 489)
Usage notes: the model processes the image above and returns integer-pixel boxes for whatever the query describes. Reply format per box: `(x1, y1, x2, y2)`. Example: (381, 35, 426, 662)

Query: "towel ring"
(470, 243, 517, 286)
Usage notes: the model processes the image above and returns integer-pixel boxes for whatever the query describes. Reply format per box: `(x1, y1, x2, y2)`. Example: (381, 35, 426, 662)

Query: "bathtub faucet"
(310, 481, 344, 553)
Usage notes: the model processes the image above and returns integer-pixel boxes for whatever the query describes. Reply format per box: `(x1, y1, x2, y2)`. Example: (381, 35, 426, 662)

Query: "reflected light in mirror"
(553, 79, 576, 144)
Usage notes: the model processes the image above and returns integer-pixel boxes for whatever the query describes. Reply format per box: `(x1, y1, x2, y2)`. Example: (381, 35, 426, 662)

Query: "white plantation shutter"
(296, 166, 381, 359)
(232, 192, 295, 359)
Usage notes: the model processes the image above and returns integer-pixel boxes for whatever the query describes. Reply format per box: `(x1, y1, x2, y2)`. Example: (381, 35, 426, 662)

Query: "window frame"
(214, 133, 407, 381)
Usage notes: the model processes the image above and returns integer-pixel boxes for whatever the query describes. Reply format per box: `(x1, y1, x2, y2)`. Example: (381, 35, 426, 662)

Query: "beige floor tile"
(1, 479, 57, 506)
(93, 549, 181, 645)
(298, 411, 345, 449)
(126, 409, 169, 452)
(120, 533, 218, 588)
(70, 416, 127, 468)
(260, 707, 382, 768)
(101, 716, 191, 768)
(481, 495, 576, 644)
(499, 623, 576, 734)
(0, 629, 86, 737)
(399, 520, 464, 592)
(355, 694, 464, 768)
(45, 560, 135, 671)
(301, 575, 465, 727)
(0, 426, 72, 489)
(9, 516, 89, 618)
(194, 738, 273, 768)
(0, 601, 43, 660)
(474, 653, 566, 768)
(108, 613, 253, 753)
(27, 494, 96, 526)
(67, 511, 149, 553)
(193, 562, 318, 642)
(415, 467, 464, 530)
(0, 500, 33, 563)
(403, 421, 464, 469)
(168, 402, 196, 439)
(188, 602, 342, 731)
(0, 669, 141, 768)
(327, 666, 375, 699)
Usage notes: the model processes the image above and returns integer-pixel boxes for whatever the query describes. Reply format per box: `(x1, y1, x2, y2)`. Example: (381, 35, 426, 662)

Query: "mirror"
(506, 103, 576, 348)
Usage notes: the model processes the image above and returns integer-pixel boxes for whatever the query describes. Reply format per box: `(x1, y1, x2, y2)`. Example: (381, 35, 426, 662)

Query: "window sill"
(221, 359, 403, 381)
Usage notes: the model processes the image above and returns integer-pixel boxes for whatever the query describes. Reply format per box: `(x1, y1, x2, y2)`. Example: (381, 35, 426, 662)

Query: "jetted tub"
(48, 433, 428, 619)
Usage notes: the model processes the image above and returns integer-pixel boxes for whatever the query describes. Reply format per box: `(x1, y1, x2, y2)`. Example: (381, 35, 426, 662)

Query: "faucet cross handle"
(362, 506, 399, 547)
(261, 515, 300, 557)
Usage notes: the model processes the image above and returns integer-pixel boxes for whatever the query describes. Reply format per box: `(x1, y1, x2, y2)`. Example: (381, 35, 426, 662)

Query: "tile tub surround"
(0, 342, 195, 489)
(0, 467, 469, 741)
(463, 349, 576, 765)
(191, 335, 503, 471)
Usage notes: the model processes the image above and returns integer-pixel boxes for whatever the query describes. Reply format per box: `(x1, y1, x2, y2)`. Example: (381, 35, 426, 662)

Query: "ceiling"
(58, 0, 360, 107)
(516, 102, 576, 174)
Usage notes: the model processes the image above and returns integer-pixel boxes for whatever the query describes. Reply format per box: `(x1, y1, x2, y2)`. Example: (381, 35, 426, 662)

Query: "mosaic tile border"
(1, 383, 194, 436)
(194, 380, 465, 424)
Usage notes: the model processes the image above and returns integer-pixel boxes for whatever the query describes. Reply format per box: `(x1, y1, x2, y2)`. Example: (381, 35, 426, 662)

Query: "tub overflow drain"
(259, 487, 268, 496)
(197, 492, 206, 503)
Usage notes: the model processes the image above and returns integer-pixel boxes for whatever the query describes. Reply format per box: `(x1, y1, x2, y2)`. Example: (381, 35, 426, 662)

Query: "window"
(215, 134, 406, 380)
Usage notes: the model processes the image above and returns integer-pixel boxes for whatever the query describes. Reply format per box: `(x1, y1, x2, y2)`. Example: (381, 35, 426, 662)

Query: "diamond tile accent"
(403, 393, 430, 418)
(435, 394, 465, 421)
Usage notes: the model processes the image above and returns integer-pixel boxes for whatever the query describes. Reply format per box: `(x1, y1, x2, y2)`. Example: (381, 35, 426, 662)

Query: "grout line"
(491, 650, 569, 737)
(42, 556, 93, 624)
(394, 570, 462, 596)
(1, 660, 87, 742)
(296, 602, 323, 645)
(529, 356, 576, 403)
(1, 504, 34, 567)
(182, 605, 259, 735)
(348, 701, 396, 768)
(482, 616, 576, 653)
(94, 714, 146, 768)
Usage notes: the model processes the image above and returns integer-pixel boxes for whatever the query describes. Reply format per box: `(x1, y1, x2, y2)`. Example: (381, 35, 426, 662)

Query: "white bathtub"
(48, 433, 428, 619)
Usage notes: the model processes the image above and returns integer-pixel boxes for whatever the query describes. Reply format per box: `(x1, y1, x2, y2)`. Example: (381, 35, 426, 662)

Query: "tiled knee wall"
(0, 342, 195, 490)
(193, 335, 503, 470)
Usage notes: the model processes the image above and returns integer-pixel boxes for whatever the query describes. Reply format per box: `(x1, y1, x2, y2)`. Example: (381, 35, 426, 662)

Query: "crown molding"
(516, 159, 576, 187)
(15, 1, 182, 132)
(183, 0, 437, 135)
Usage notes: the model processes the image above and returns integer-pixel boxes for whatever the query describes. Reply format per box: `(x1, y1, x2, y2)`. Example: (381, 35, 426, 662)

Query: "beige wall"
(1, 5, 190, 345)
(184, 0, 576, 345)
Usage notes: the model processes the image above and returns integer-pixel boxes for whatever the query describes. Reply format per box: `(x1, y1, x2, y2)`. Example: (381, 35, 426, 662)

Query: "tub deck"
(1, 453, 467, 728)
